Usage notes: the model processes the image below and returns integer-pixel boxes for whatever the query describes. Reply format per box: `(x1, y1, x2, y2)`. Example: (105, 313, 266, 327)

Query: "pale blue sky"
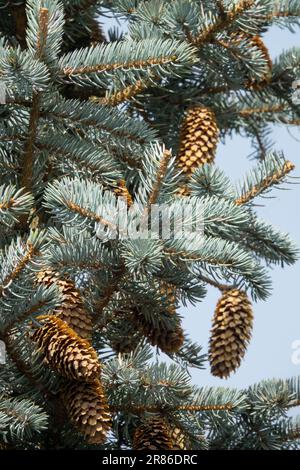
(100, 16, 300, 387)
(182, 26, 300, 388)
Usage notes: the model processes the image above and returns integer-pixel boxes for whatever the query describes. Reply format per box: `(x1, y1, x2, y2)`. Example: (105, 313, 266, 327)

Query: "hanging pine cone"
(36, 270, 93, 339)
(246, 35, 272, 89)
(229, 32, 272, 90)
(170, 426, 187, 450)
(90, 19, 106, 45)
(133, 416, 175, 450)
(131, 307, 184, 354)
(62, 379, 111, 444)
(160, 281, 177, 315)
(177, 106, 219, 175)
(108, 310, 141, 354)
(32, 315, 101, 382)
(209, 289, 253, 378)
(110, 330, 140, 355)
(151, 325, 184, 354)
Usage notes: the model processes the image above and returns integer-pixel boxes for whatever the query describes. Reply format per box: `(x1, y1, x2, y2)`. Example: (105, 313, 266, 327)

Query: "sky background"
(182, 26, 300, 389)
(101, 16, 300, 389)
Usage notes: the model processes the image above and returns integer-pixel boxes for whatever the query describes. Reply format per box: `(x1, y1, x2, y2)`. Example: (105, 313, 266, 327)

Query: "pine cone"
(90, 18, 106, 45)
(230, 32, 272, 90)
(209, 289, 253, 378)
(133, 417, 175, 450)
(177, 107, 219, 174)
(62, 379, 111, 444)
(246, 35, 272, 89)
(150, 325, 184, 354)
(160, 281, 177, 315)
(170, 427, 187, 450)
(131, 307, 184, 354)
(108, 310, 141, 354)
(36, 270, 92, 339)
(32, 315, 101, 382)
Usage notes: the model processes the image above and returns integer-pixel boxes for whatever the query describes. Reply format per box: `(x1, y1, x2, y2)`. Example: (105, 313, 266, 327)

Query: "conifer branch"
(0, 242, 36, 298)
(63, 55, 178, 76)
(20, 93, 41, 191)
(265, 6, 300, 21)
(196, 274, 232, 292)
(93, 79, 150, 107)
(148, 149, 172, 206)
(21, 8, 49, 193)
(9, 1, 27, 49)
(94, 265, 126, 326)
(0, 187, 33, 227)
(0, 198, 14, 210)
(2, 330, 51, 398)
(0, 395, 48, 441)
(163, 248, 232, 266)
(216, 0, 227, 18)
(111, 403, 234, 413)
(114, 180, 133, 207)
(287, 399, 300, 409)
(282, 428, 300, 441)
(191, 0, 256, 46)
(65, 200, 119, 233)
(177, 404, 233, 411)
(36, 8, 49, 57)
(0, 134, 25, 143)
(44, 109, 149, 145)
(200, 85, 230, 95)
(36, 141, 108, 177)
(285, 119, 300, 126)
(238, 104, 286, 117)
(235, 160, 295, 205)
(3, 300, 50, 334)
(65, 0, 100, 13)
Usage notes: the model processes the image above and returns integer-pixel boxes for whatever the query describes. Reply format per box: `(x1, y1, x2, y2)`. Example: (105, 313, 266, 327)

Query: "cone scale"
(209, 289, 253, 379)
(32, 316, 101, 382)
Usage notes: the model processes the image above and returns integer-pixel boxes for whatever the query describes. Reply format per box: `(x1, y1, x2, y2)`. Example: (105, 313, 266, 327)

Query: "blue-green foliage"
(0, 0, 299, 450)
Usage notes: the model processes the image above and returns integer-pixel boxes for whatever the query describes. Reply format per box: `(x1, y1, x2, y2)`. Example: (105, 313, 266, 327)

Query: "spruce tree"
(0, 0, 300, 450)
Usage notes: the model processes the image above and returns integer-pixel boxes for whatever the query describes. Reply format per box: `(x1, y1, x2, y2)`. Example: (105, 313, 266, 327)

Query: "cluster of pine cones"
(30, 32, 270, 447)
(32, 270, 111, 444)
